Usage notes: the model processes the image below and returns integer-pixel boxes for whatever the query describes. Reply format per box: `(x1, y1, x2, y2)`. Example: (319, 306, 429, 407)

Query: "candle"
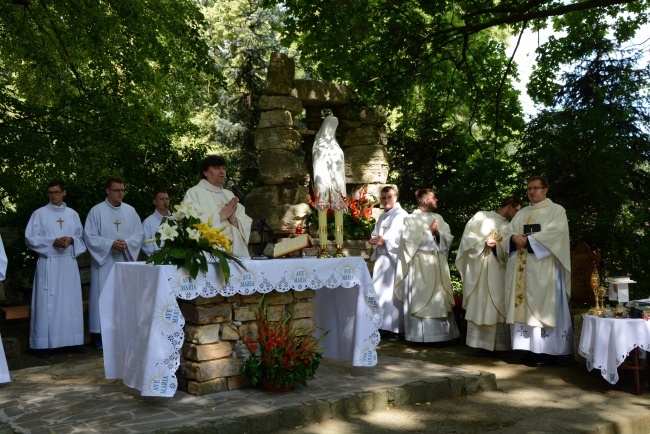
(318, 210, 328, 246)
(335, 210, 344, 245)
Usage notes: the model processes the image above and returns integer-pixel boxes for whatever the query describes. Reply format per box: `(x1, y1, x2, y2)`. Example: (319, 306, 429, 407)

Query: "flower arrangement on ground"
(146, 201, 243, 281)
(307, 185, 376, 240)
(240, 296, 329, 390)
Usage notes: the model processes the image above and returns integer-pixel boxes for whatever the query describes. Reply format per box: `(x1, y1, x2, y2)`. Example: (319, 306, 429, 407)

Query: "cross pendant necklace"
(57, 218, 65, 229)
(109, 205, 123, 232)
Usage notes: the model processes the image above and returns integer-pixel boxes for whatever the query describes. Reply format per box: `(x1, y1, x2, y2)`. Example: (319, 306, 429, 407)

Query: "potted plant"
(240, 296, 329, 392)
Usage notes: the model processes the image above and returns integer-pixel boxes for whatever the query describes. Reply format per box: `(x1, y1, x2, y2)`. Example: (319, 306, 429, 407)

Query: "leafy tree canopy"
(0, 0, 215, 225)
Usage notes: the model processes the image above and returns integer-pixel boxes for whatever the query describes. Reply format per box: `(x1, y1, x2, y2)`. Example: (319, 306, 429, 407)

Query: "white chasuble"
(141, 210, 168, 257)
(26, 203, 87, 349)
(455, 211, 512, 351)
(456, 211, 511, 325)
(183, 179, 252, 258)
(0, 235, 8, 383)
(394, 210, 459, 342)
(371, 203, 408, 333)
(84, 199, 142, 333)
(503, 199, 573, 355)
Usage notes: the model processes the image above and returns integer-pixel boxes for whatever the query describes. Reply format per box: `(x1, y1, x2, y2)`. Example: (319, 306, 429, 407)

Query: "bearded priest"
(183, 155, 252, 258)
(503, 176, 572, 366)
(394, 188, 460, 344)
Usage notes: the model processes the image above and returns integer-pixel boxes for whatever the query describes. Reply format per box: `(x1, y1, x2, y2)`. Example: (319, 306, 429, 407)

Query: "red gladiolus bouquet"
(240, 296, 329, 389)
(306, 185, 376, 240)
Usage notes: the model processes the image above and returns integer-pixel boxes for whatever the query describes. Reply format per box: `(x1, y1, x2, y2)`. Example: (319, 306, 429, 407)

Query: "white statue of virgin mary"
(312, 115, 347, 210)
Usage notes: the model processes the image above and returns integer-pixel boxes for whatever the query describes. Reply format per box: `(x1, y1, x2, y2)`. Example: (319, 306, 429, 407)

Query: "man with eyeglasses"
(455, 196, 521, 357)
(84, 175, 142, 349)
(503, 176, 572, 366)
(394, 188, 460, 344)
(25, 180, 87, 358)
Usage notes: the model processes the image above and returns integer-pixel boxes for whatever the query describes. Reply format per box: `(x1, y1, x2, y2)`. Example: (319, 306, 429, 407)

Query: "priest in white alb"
(455, 196, 521, 356)
(84, 176, 142, 349)
(503, 176, 572, 366)
(141, 189, 170, 257)
(369, 185, 408, 337)
(183, 155, 252, 258)
(25, 180, 87, 358)
(0, 234, 10, 383)
(394, 188, 460, 343)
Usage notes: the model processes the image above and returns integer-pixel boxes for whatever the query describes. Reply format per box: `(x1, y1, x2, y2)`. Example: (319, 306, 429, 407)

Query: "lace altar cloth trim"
(578, 315, 650, 384)
(138, 258, 382, 397)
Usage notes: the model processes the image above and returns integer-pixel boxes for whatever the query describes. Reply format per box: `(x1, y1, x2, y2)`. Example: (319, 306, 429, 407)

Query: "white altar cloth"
(578, 315, 650, 384)
(99, 257, 382, 397)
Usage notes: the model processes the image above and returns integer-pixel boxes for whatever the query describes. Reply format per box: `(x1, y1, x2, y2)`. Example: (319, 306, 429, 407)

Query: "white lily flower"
(172, 202, 191, 220)
(158, 222, 179, 241)
(186, 227, 201, 242)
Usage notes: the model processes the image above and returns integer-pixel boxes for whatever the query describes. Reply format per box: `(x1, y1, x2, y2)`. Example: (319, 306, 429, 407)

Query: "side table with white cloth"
(99, 257, 382, 397)
(578, 315, 650, 395)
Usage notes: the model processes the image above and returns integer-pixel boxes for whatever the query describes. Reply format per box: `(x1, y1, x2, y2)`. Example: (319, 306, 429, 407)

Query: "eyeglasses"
(47, 191, 63, 196)
(527, 186, 546, 192)
(110, 189, 126, 193)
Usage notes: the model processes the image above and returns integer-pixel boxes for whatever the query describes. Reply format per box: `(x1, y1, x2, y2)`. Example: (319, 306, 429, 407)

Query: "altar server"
(25, 180, 87, 358)
(394, 188, 460, 343)
(141, 189, 170, 257)
(0, 234, 10, 383)
(369, 185, 408, 336)
(503, 176, 572, 366)
(455, 196, 521, 356)
(84, 176, 142, 349)
(183, 155, 252, 258)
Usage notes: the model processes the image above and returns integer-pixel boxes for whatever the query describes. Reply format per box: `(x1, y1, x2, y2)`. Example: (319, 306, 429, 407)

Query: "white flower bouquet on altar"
(145, 201, 244, 281)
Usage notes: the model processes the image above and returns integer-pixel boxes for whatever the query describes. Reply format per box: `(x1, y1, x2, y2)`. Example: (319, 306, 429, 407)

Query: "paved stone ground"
(274, 342, 650, 434)
(0, 340, 648, 433)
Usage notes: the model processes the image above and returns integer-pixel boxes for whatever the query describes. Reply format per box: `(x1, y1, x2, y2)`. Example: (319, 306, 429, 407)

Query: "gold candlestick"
(317, 210, 331, 258)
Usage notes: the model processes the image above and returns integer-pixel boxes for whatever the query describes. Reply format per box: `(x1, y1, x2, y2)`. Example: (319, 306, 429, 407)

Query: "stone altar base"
(176, 290, 316, 396)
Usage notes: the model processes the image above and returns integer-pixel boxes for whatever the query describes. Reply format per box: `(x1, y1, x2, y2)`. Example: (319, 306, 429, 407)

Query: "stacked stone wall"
(247, 53, 390, 256)
(177, 290, 316, 396)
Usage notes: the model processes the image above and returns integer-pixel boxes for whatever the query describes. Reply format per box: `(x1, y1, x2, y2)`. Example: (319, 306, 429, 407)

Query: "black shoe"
(34, 349, 52, 359)
(475, 349, 493, 357)
(525, 353, 558, 367)
(494, 350, 512, 359)
(68, 345, 86, 354)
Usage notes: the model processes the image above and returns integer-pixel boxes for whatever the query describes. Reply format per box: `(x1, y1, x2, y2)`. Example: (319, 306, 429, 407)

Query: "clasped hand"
(219, 197, 239, 225)
(112, 239, 127, 252)
(428, 219, 439, 236)
(369, 236, 385, 246)
(512, 233, 529, 249)
(53, 237, 72, 248)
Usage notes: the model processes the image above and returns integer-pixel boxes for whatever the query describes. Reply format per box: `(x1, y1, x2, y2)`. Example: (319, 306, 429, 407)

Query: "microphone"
(226, 181, 246, 202)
